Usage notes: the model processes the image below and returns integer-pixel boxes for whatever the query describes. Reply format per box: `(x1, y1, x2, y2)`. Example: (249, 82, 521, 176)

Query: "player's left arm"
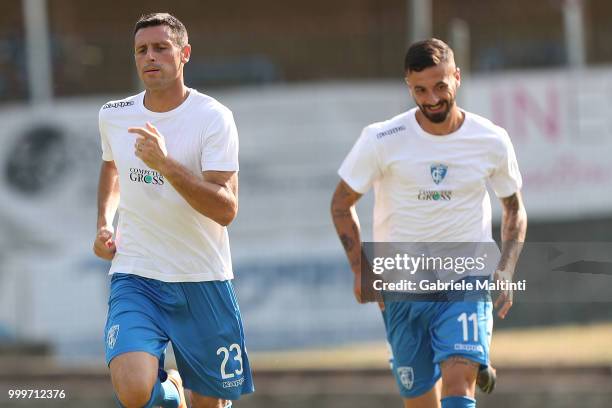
(129, 123, 238, 226)
(162, 162, 238, 226)
(494, 190, 527, 319)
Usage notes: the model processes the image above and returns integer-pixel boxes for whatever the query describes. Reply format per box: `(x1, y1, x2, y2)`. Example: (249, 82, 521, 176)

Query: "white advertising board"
(465, 68, 612, 219)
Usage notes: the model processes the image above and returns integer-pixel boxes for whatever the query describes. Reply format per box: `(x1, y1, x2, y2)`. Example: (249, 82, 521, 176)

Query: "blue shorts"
(104, 273, 254, 400)
(382, 279, 493, 398)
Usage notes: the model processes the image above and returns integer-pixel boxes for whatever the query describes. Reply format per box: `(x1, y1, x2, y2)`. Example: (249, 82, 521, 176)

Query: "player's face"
(134, 25, 190, 90)
(406, 62, 460, 124)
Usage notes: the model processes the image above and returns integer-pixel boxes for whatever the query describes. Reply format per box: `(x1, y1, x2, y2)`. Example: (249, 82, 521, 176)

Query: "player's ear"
(181, 44, 191, 63)
(404, 75, 414, 96)
(454, 67, 461, 87)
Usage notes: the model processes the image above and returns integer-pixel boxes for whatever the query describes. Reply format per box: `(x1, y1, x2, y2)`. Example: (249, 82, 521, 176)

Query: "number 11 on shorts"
(457, 312, 479, 342)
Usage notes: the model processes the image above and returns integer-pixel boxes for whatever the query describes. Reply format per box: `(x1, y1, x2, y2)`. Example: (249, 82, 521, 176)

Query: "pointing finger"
(128, 127, 154, 139)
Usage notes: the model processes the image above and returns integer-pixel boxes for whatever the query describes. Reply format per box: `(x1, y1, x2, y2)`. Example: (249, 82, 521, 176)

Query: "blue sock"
(441, 396, 476, 408)
(143, 378, 181, 408)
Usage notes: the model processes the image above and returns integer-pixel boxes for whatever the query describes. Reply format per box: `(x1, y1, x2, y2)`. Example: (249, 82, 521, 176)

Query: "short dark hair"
(134, 13, 188, 47)
(404, 38, 454, 73)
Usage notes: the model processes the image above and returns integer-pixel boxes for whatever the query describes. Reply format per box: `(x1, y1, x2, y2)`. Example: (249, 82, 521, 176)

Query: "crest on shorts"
(107, 324, 120, 349)
(430, 164, 448, 185)
(397, 366, 414, 390)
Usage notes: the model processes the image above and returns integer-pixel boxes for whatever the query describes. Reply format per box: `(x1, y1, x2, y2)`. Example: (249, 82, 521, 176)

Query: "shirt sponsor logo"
(222, 377, 245, 389)
(417, 190, 452, 201)
(397, 366, 414, 390)
(376, 125, 406, 139)
(129, 168, 165, 185)
(102, 100, 134, 109)
(430, 163, 448, 184)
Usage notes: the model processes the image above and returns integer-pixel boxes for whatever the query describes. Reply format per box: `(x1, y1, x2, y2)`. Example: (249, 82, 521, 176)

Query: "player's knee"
(109, 352, 158, 407)
(114, 383, 152, 408)
(111, 371, 155, 408)
(441, 357, 478, 397)
(190, 393, 228, 408)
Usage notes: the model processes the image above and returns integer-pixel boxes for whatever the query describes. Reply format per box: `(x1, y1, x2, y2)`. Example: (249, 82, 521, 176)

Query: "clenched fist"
(93, 226, 116, 260)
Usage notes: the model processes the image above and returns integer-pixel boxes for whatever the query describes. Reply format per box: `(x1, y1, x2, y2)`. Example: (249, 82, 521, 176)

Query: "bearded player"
(93, 13, 253, 408)
(331, 38, 527, 408)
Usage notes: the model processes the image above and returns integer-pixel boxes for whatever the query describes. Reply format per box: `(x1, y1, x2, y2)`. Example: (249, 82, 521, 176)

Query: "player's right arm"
(332, 125, 382, 303)
(93, 160, 119, 260)
(331, 180, 364, 302)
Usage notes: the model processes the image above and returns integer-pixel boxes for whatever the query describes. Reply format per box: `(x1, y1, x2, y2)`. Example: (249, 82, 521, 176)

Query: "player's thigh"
(382, 301, 441, 399)
(104, 274, 170, 403)
(170, 280, 254, 401)
(104, 273, 170, 362)
(402, 379, 441, 408)
(190, 391, 229, 408)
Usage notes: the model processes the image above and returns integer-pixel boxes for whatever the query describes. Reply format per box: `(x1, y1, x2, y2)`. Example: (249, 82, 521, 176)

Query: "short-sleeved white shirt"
(338, 107, 522, 244)
(99, 89, 238, 282)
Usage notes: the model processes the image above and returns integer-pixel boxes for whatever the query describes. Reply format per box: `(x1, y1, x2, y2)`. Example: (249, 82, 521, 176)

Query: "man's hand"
(129, 122, 168, 172)
(354, 271, 385, 310)
(93, 226, 116, 260)
(493, 269, 513, 319)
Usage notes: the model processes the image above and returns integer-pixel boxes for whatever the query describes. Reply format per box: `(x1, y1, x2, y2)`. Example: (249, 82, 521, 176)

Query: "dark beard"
(419, 99, 453, 124)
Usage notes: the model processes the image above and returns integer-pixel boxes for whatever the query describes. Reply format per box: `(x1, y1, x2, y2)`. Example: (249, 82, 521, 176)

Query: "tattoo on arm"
(336, 185, 352, 199)
(340, 234, 355, 252)
(331, 181, 363, 274)
(498, 192, 527, 272)
(501, 193, 520, 236)
(501, 193, 519, 212)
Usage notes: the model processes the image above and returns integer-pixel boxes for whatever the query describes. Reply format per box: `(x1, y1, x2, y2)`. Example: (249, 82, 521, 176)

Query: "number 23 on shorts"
(217, 343, 244, 379)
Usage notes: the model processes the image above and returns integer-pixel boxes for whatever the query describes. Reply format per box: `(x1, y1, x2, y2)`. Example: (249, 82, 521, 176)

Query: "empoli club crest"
(107, 324, 120, 349)
(397, 366, 414, 390)
(430, 163, 448, 185)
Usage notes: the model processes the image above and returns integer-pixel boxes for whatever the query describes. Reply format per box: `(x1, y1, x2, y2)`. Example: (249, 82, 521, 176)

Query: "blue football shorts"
(382, 277, 493, 398)
(104, 273, 254, 400)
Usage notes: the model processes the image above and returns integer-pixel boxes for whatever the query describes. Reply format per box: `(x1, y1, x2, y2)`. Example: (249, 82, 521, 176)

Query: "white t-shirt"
(339, 107, 522, 244)
(99, 89, 238, 282)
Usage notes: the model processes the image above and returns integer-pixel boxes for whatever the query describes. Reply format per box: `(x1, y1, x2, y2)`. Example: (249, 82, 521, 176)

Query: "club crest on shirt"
(397, 366, 414, 390)
(430, 163, 448, 185)
(107, 324, 120, 349)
